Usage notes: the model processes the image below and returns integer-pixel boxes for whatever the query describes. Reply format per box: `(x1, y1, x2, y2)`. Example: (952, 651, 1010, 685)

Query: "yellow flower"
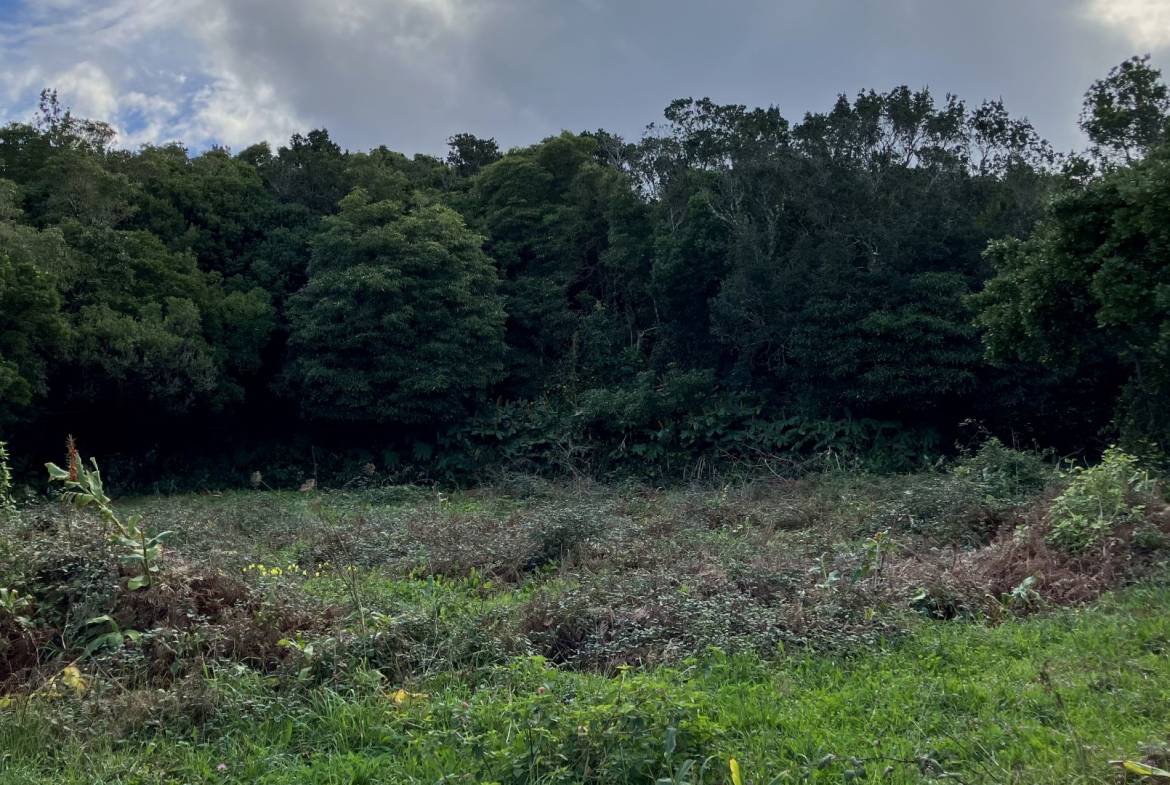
(390, 688, 428, 705)
(60, 665, 86, 694)
(729, 757, 743, 785)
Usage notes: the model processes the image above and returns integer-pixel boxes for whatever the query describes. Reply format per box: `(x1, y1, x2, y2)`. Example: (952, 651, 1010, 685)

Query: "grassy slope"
(2, 582, 1169, 784)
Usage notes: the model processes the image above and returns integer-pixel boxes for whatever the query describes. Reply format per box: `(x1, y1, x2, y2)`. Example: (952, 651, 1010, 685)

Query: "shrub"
(951, 437, 1054, 506)
(1047, 447, 1155, 553)
(1132, 525, 1170, 553)
(523, 507, 605, 569)
(868, 440, 1054, 546)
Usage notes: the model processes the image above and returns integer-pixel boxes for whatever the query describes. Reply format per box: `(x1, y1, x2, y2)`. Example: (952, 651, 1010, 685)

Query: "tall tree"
(0, 180, 68, 428)
(286, 188, 505, 425)
(447, 134, 502, 179)
(1080, 55, 1170, 164)
(469, 132, 642, 395)
(975, 138, 1170, 449)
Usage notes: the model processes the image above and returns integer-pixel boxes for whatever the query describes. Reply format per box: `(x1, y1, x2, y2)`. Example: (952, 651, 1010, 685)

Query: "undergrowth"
(2, 585, 1170, 783)
(0, 441, 1168, 783)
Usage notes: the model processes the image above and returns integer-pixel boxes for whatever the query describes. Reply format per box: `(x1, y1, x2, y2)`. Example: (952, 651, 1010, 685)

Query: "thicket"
(2, 57, 1169, 488)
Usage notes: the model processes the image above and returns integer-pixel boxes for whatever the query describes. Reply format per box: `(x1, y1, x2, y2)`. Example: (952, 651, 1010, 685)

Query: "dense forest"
(2, 56, 1169, 487)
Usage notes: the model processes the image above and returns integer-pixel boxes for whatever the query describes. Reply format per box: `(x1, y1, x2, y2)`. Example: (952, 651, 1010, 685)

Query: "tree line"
(1, 57, 1168, 486)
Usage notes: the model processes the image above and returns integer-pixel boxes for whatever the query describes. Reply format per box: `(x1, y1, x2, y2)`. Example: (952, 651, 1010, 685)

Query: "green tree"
(286, 188, 505, 425)
(974, 140, 1170, 449)
(58, 222, 274, 413)
(0, 180, 68, 426)
(447, 133, 502, 178)
(690, 89, 1010, 415)
(468, 132, 653, 396)
(1080, 55, 1170, 164)
(256, 129, 352, 214)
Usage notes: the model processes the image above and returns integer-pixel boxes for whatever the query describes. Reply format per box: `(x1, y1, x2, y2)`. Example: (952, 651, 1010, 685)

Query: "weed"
(46, 439, 173, 590)
(2, 461, 1167, 783)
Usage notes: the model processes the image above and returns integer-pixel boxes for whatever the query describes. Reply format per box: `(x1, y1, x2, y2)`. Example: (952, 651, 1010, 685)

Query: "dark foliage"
(2, 60, 1169, 487)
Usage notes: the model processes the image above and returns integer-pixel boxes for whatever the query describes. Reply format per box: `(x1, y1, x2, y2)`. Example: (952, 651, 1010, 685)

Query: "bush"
(0, 500, 338, 691)
(951, 437, 1054, 506)
(1047, 447, 1157, 552)
(867, 440, 1054, 546)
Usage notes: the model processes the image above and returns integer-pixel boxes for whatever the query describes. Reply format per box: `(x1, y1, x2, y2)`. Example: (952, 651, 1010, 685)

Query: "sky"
(0, 0, 1168, 157)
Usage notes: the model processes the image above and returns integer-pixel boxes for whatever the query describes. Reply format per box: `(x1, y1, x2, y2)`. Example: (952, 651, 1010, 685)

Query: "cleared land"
(2, 452, 1169, 783)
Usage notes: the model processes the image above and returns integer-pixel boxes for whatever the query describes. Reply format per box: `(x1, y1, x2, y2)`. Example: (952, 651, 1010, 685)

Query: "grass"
(2, 455, 1168, 784)
(2, 583, 1170, 783)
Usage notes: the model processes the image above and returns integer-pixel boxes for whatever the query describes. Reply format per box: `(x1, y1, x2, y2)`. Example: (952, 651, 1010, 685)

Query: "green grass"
(4, 463, 1167, 784)
(3, 582, 1169, 784)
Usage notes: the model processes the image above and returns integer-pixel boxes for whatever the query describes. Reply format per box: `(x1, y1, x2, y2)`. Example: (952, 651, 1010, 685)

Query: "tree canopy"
(1, 58, 1167, 485)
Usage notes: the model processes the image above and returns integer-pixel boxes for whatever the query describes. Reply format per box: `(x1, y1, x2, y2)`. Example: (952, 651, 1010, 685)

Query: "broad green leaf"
(83, 632, 124, 658)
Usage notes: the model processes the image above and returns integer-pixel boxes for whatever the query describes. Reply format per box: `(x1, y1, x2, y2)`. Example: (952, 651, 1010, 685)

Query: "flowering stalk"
(46, 439, 172, 591)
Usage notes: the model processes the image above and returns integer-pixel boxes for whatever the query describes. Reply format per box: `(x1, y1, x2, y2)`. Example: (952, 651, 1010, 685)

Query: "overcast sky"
(1, 0, 1168, 157)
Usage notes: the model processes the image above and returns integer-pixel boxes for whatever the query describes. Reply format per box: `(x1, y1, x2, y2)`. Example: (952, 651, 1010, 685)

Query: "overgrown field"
(2, 442, 1170, 783)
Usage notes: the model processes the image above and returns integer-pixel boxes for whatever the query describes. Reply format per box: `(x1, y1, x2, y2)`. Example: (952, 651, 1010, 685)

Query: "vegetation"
(2, 58, 1169, 485)
(0, 441, 14, 515)
(1, 438, 1170, 782)
(286, 188, 506, 426)
(1047, 447, 1156, 553)
(45, 438, 173, 590)
(3, 50, 1170, 785)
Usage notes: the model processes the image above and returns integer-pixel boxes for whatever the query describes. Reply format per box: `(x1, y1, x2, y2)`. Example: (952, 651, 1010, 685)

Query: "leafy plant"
(1005, 576, 1042, 610)
(1132, 525, 1170, 553)
(81, 614, 141, 657)
(0, 586, 34, 628)
(46, 438, 173, 590)
(0, 440, 14, 515)
(1047, 446, 1154, 552)
(852, 529, 889, 587)
(951, 437, 1054, 506)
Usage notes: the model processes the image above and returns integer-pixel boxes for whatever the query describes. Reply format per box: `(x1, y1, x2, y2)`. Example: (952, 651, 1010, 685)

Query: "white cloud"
(51, 62, 120, 119)
(0, 0, 516, 151)
(0, 0, 1163, 156)
(178, 74, 304, 151)
(1084, 0, 1170, 49)
(0, 0, 307, 149)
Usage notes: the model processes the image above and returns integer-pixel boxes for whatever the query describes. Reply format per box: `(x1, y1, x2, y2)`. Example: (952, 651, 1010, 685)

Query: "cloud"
(0, 0, 515, 151)
(0, 0, 1165, 155)
(0, 0, 306, 149)
(49, 62, 120, 119)
(1084, 0, 1170, 49)
(180, 0, 515, 151)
